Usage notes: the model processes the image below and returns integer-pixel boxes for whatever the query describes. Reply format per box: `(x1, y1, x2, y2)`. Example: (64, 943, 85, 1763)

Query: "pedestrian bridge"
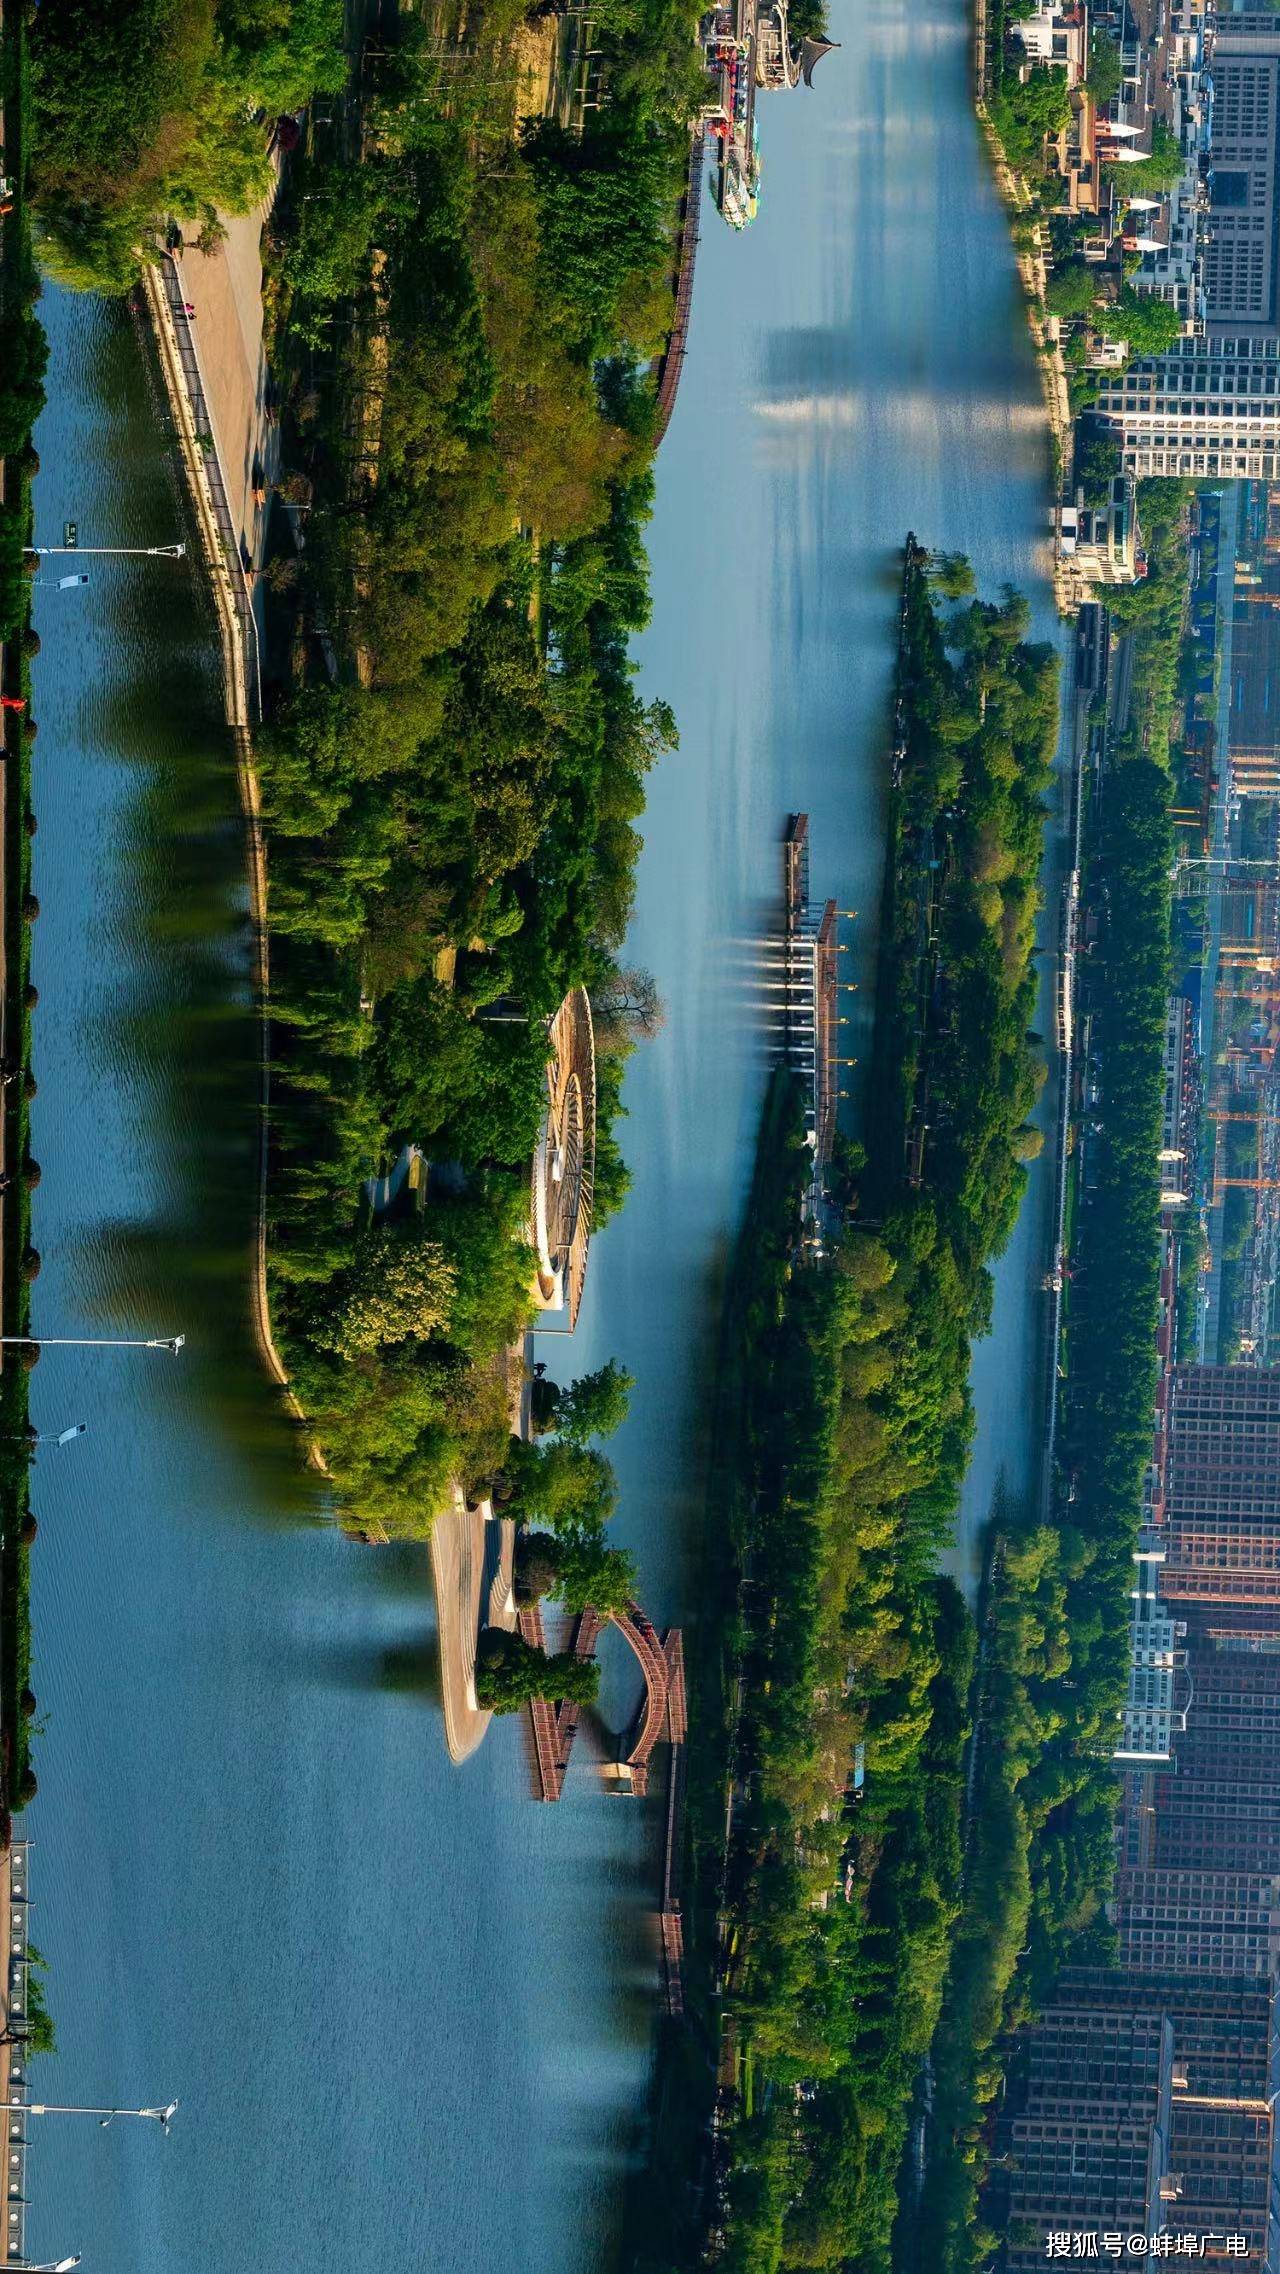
(517, 1599, 684, 1803)
(518, 1598, 687, 2015)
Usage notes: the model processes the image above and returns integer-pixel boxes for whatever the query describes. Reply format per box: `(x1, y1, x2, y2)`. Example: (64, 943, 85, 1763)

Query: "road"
(1199, 484, 1241, 1360)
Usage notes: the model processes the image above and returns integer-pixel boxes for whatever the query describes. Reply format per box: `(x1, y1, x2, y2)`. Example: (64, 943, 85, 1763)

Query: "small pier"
(652, 130, 705, 447)
(775, 815, 848, 1236)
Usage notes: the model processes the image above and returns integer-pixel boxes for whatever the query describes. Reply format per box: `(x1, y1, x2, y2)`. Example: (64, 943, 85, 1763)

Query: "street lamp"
(2, 2099, 178, 2130)
(0, 1337, 184, 1354)
(24, 545, 185, 561)
(3, 1425, 86, 1451)
(28, 1425, 87, 1452)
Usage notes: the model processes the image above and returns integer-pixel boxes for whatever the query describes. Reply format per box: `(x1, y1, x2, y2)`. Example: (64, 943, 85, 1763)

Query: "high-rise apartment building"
(1002, 2005, 1173, 2267)
(999, 1970, 1279, 2273)
(1148, 1608, 1280, 1874)
(1203, 17, 1280, 340)
(1157, 1367, 1280, 1602)
(1115, 1865, 1280, 1978)
(1005, 1368, 1280, 2267)
(1153, 1771, 1280, 1875)
(1116, 1547, 1189, 1761)
(1096, 337, 1280, 482)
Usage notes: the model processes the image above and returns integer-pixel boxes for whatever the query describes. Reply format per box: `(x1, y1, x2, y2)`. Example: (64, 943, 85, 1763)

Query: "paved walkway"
(171, 185, 281, 587)
(0, 1842, 28, 2269)
(430, 1494, 516, 1764)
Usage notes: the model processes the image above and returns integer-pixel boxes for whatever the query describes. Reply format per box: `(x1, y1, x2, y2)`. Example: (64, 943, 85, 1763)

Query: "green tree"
(994, 65, 1073, 162)
(928, 552, 976, 600)
(505, 1437, 618, 1528)
(219, 0, 345, 111)
(514, 1530, 562, 1605)
(511, 1523, 636, 1613)
(1085, 29, 1122, 105)
(32, 0, 346, 289)
(523, 118, 683, 359)
(26, 1945, 55, 2057)
(1107, 118, 1183, 196)
(541, 1359, 635, 1445)
(1044, 262, 1099, 319)
(1074, 426, 1122, 507)
(1096, 286, 1183, 357)
(313, 1229, 457, 1361)
(475, 1628, 600, 1711)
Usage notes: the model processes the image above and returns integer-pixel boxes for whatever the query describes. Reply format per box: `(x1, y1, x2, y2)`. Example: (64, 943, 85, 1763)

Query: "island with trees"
(630, 546, 1064, 2270)
(29, 0, 703, 1559)
(912, 477, 1192, 2273)
(633, 514, 1194, 2268)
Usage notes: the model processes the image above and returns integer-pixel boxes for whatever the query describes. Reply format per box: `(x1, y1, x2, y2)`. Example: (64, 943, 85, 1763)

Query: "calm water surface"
(28, 0, 1064, 2263)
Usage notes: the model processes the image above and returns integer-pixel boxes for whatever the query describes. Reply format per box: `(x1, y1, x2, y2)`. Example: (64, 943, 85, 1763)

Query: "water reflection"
(26, 0, 1070, 2258)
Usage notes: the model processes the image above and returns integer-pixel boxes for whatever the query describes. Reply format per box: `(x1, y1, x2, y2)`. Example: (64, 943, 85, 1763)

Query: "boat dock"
(781, 814, 848, 1236)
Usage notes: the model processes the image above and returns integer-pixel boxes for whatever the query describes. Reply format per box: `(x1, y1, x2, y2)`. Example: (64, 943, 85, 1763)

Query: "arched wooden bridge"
(518, 1597, 686, 2013)
(518, 1599, 684, 1802)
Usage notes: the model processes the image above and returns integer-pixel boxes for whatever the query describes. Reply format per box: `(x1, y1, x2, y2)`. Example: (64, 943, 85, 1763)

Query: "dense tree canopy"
(31, 0, 343, 287)
(669, 554, 1063, 2272)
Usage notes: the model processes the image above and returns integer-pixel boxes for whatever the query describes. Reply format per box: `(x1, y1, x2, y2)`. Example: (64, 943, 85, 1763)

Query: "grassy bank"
(0, 0, 43, 1836)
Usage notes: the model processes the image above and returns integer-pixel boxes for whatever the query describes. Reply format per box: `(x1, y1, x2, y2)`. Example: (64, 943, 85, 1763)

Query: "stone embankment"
(140, 260, 332, 1470)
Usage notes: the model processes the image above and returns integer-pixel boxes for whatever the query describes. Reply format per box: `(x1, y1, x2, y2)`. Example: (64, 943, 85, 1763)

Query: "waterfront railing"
(156, 259, 263, 724)
(3, 1841, 31, 2266)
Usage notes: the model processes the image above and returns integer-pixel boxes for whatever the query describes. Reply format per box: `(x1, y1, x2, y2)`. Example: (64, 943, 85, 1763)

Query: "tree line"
(914, 484, 1191, 2274)
(635, 552, 1062, 2272)
(256, 0, 695, 1526)
(29, 0, 707, 1528)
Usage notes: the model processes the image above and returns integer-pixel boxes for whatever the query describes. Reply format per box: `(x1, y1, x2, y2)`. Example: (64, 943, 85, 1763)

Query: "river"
(25, 0, 1063, 2265)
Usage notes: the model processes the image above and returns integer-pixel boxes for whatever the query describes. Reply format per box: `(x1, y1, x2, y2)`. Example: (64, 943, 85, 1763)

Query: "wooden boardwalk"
(653, 130, 705, 448)
(519, 1601, 688, 2012)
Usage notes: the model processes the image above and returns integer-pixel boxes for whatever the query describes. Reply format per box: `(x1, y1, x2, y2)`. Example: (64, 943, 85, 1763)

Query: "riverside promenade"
(140, 256, 340, 1485)
(0, 1842, 31, 2267)
(168, 189, 281, 592)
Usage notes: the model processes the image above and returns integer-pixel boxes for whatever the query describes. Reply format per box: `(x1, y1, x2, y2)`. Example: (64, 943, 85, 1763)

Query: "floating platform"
(784, 814, 843, 1194)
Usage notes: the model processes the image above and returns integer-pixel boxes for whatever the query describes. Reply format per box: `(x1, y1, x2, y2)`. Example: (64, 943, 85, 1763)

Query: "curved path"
(433, 1495, 517, 1764)
(518, 1598, 681, 1802)
(652, 130, 705, 449)
(141, 262, 338, 1483)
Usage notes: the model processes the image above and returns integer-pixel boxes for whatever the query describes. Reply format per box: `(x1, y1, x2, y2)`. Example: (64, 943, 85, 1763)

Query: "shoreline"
(0, 0, 37, 1869)
(138, 259, 336, 1479)
(430, 1494, 516, 1764)
(971, 0, 1079, 614)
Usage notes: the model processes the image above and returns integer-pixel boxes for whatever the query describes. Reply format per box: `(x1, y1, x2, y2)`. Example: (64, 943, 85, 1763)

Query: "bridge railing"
(157, 256, 263, 723)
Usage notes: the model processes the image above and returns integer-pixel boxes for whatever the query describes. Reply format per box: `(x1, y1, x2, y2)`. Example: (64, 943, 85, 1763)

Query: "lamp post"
(24, 546, 185, 561)
(4, 1425, 86, 1451)
(0, 1337, 184, 1354)
(1, 2099, 178, 2130)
